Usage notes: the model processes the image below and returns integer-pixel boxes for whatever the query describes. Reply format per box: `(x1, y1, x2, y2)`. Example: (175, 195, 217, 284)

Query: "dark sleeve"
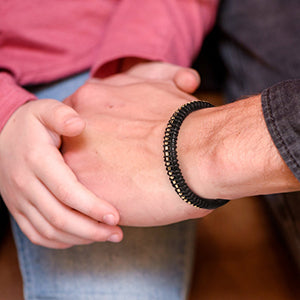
(261, 79, 300, 181)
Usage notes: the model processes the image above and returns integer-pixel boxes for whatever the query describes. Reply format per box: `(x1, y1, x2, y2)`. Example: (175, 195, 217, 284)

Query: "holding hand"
(63, 62, 300, 228)
(0, 100, 122, 248)
(62, 64, 212, 226)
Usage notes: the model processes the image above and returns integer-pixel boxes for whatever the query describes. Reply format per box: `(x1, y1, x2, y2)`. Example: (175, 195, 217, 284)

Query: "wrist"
(177, 104, 222, 199)
(163, 101, 228, 209)
(176, 95, 300, 200)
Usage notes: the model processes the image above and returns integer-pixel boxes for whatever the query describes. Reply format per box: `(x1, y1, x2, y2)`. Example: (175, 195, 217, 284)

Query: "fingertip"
(188, 68, 201, 87)
(107, 230, 123, 243)
(174, 68, 201, 93)
(101, 202, 121, 226)
(103, 213, 119, 226)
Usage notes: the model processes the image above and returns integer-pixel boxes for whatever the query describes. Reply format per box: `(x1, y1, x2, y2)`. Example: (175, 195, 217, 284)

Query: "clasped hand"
(62, 63, 212, 227)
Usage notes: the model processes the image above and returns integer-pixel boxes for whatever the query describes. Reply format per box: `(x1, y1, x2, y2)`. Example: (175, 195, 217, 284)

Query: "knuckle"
(48, 213, 66, 230)
(12, 172, 27, 192)
(74, 83, 110, 109)
(74, 84, 89, 100)
(71, 84, 94, 107)
(42, 227, 57, 240)
(24, 147, 44, 166)
(16, 218, 47, 247)
(56, 184, 73, 206)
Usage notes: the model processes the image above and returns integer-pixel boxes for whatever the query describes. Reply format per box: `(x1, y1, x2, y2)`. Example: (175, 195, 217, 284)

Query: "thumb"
(36, 99, 85, 137)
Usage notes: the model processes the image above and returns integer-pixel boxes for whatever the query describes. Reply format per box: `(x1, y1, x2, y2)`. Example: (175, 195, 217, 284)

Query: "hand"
(0, 100, 123, 249)
(116, 59, 201, 94)
(63, 62, 300, 228)
(62, 67, 212, 227)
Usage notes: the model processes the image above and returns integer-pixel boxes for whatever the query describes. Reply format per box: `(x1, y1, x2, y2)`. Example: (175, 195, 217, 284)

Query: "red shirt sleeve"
(92, 0, 219, 77)
(0, 72, 37, 131)
(0, 0, 219, 131)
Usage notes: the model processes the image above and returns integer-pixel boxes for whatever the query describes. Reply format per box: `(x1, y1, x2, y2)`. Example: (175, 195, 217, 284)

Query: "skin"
(62, 70, 211, 226)
(0, 99, 123, 248)
(0, 61, 200, 248)
(62, 63, 300, 227)
(2, 59, 297, 246)
(178, 95, 300, 199)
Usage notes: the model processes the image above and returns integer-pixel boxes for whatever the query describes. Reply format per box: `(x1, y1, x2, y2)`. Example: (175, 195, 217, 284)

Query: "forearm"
(178, 94, 300, 200)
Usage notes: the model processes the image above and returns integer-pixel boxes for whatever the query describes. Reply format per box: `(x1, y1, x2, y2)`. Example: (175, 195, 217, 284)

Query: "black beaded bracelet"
(163, 101, 229, 209)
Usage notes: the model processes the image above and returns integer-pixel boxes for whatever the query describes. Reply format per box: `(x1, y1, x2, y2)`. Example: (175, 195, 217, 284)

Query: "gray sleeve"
(261, 79, 300, 181)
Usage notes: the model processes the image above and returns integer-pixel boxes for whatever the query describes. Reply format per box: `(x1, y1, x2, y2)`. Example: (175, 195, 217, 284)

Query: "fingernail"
(107, 234, 121, 243)
(103, 214, 117, 226)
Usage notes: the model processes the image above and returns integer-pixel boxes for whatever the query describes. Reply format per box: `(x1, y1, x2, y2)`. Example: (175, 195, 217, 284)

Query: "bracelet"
(163, 101, 229, 209)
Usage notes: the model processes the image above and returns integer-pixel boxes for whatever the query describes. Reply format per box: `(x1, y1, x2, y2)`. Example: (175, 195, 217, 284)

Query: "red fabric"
(0, 0, 219, 131)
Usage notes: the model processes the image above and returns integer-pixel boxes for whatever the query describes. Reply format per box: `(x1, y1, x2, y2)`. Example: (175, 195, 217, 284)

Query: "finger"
(30, 143, 120, 226)
(25, 174, 123, 242)
(123, 61, 201, 89)
(15, 212, 72, 249)
(30, 101, 120, 225)
(98, 62, 197, 85)
(23, 203, 95, 245)
(35, 99, 86, 137)
(174, 68, 201, 93)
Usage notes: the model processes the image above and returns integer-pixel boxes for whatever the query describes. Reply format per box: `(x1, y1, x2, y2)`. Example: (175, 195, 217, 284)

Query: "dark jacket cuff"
(262, 79, 300, 181)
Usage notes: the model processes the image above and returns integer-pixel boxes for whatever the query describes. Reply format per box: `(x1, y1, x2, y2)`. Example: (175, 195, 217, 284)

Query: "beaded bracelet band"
(163, 101, 229, 209)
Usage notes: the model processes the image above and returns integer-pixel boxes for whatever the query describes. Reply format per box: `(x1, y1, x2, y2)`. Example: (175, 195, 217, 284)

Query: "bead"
(163, 100, 229, 210)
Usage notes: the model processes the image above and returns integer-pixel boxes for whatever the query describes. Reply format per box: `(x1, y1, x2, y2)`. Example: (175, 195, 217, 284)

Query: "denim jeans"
(11, 72, 197, 300)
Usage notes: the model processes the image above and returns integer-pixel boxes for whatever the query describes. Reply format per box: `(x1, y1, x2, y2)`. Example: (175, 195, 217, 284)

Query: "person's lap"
(12, 219, 196, 300)
(11, 72, 196, 300)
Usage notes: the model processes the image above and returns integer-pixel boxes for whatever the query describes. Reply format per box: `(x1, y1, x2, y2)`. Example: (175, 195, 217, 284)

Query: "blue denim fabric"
(12, 72, 197, 300)
(26, 71, 90, 101)
(12, 219, 196, 300)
